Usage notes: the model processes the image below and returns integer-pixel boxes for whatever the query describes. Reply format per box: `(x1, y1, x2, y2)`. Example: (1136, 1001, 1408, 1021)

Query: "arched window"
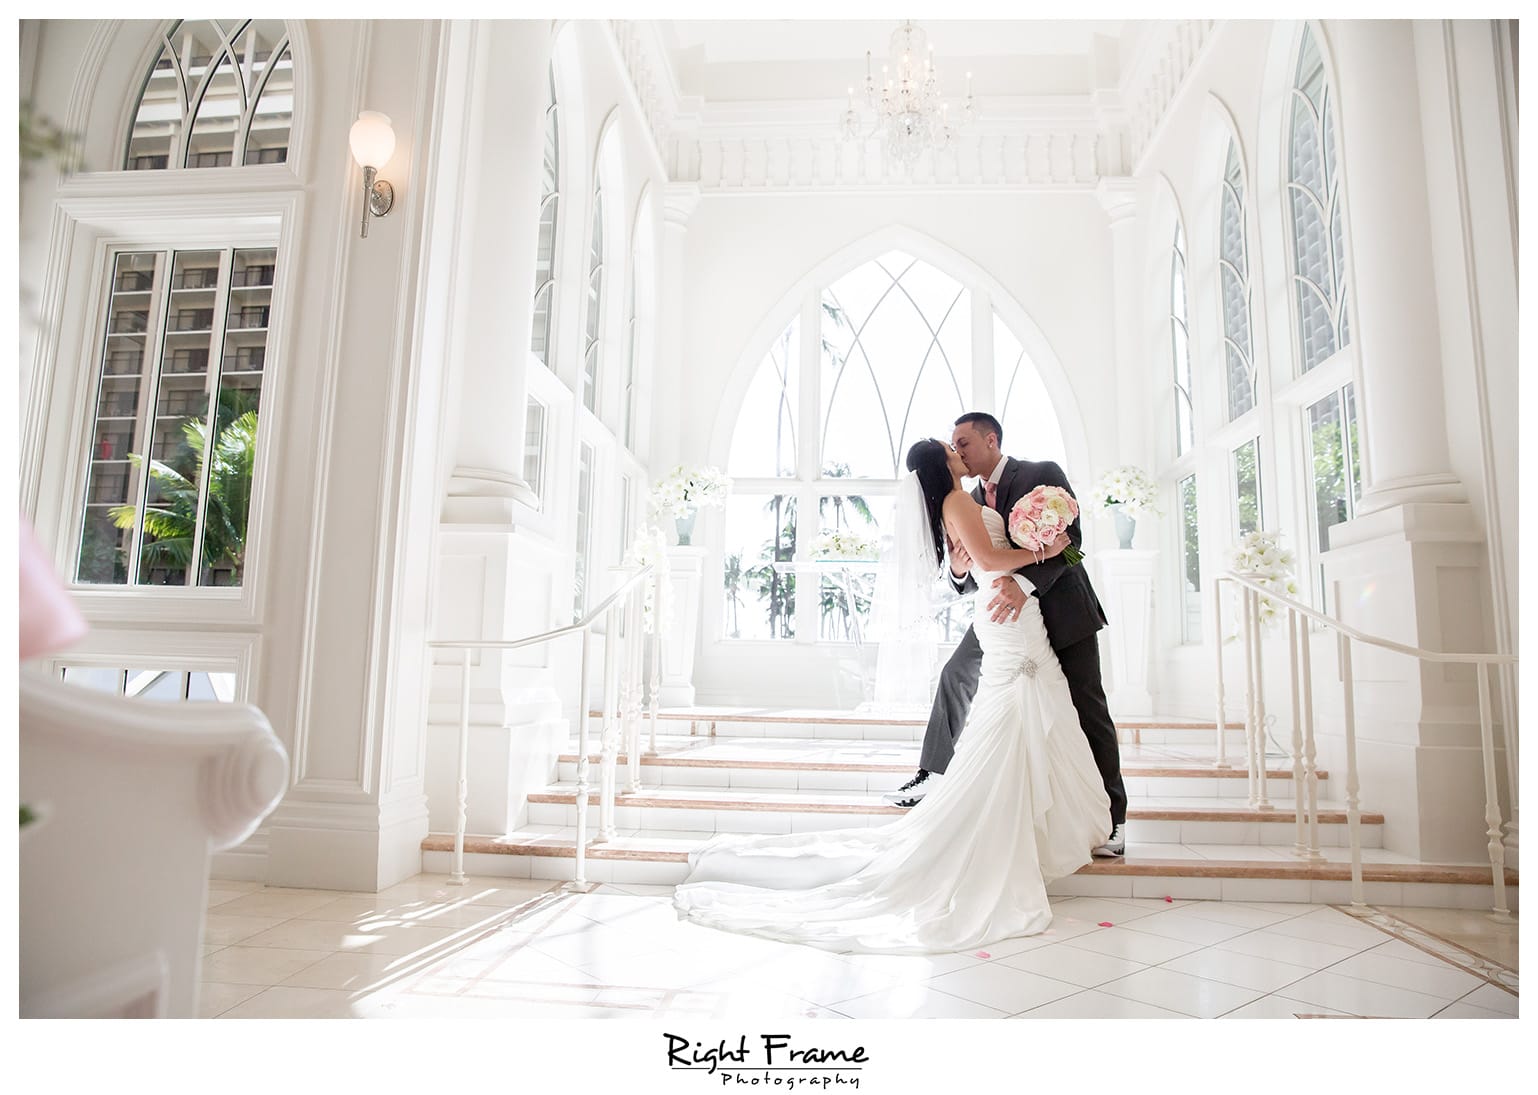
(1170, 224, 1195, 457)
(1287, 24, 1350, 373)
(530, 64, 559, 370)
(581, 182, 604, 413)
(723, 250, 1067, 643)
(125, 20, 293, 170)
(621, 253, 638, 449)
(1219, 140, 1256, 420)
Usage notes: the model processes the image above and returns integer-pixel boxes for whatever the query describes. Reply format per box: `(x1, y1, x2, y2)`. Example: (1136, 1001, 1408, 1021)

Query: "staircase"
(419, 708, 1518, 910)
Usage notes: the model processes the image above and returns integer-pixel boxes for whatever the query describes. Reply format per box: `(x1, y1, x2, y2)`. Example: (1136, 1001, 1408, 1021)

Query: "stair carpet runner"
(420, 709, 1517, 910)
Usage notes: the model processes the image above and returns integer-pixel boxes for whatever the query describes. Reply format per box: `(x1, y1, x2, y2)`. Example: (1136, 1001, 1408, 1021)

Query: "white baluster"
(599, 602, 619, 842)
(450, 648, 471, 885)
(1297, 608, 1324, 861)
(625, 582, 643, 794)
(569, 630, 593, 892)
(1242, 587, 1259, 806)
(648, 563, 666, 756)
(1498, 661, 1519, 853)
(1287, 609, 1307, 856)
(1251, 587, 1273, 811)
(1476, 663, 1514, 922)
(1338, 634, 1366, 910)
(1212, 578, 1229, 768)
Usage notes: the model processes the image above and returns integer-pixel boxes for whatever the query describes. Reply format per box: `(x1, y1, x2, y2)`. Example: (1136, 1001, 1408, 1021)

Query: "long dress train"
(672, 507, 1112, 954)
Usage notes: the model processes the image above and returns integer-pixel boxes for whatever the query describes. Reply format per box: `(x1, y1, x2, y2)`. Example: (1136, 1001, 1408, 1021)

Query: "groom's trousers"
(919, 626, 1128, 829)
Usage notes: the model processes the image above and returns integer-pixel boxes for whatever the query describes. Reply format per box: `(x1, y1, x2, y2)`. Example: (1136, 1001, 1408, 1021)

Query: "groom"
(886, 412, 1127, 857)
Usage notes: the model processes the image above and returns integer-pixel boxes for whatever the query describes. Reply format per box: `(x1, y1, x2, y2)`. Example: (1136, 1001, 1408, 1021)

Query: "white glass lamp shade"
(349, 111, 396, 169)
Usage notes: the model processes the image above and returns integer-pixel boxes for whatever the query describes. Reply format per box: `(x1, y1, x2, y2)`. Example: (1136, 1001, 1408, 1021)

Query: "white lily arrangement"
(1230, 529, 1299, 628)
(649, 464, 731, 520)
(622, 524, 671, 633)
(810, 529, 878, 560)
(1089, 465, 1162, 517)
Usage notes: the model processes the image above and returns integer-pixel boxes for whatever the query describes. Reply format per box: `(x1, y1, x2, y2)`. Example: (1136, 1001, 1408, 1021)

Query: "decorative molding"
(608, 20, 679, 179)
(1094, 177, 1140, 222)
(676, 127, 1106, 192)
(1122, 19, 1220, 171)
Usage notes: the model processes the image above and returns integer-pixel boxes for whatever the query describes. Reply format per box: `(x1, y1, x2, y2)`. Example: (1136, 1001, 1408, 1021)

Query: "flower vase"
(674, 512, 697, 546)
(1112, 506, 1137, 549)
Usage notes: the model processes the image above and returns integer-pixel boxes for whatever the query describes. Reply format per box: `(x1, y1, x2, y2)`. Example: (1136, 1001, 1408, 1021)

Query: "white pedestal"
(659, 547, 707, 707)
(1094, 548, 1156, 717)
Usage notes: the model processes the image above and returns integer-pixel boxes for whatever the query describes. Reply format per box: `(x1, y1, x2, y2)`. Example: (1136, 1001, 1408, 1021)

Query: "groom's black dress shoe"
(883, 769, 933, 808)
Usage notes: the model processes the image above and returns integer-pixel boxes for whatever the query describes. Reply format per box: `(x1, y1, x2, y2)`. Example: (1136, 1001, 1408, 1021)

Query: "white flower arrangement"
(1230, 529, 1299, 628)
(649, 464, 732, 520)
(1089, 465, 1162, 517)
(622, 524, 671, 633)
(810, 529, 878, 560)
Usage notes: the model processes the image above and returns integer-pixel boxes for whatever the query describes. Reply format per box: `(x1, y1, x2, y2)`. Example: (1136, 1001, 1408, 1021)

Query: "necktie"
(984, 481, 998, 510)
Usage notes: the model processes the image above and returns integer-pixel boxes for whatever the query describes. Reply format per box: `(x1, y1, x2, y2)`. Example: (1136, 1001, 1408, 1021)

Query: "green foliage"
(109, 392, 258, 585)
(20, 101, 80, 178)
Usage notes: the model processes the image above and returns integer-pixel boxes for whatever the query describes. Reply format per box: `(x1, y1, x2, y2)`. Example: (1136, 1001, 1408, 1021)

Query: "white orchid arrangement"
(1089, 465, 1162, 517)
(810, 529, 878, 560)
(649, 465, 731, 520)
(1230, 529, 1299, 628)
(622, 524, 671, 633)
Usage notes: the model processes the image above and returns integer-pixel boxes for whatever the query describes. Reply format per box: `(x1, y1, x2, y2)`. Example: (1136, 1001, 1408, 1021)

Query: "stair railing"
(1213, 570, 1516, 921)
(427, 560, 665, 891)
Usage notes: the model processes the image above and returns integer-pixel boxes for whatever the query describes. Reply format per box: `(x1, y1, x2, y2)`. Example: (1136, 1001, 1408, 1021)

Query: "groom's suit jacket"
(952, 457, 1108, 651)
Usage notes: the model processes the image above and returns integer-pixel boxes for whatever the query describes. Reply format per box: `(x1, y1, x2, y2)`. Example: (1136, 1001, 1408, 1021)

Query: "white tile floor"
(199, 874, 1518, 1019)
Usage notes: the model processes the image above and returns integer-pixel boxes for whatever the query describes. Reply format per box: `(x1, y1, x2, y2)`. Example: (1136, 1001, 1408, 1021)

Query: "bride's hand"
(1041, 531, 1072, 560)
(948, 537, 973, 578)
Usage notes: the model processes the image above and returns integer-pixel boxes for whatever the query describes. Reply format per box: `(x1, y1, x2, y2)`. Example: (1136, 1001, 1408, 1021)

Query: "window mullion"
(126, 252, 174, 586)
(186, 248, 235, 586)
(798, 288, 820, 482)
(971, 288, 993, 415)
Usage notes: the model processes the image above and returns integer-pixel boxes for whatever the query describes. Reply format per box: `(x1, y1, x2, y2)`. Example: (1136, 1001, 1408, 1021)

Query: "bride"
(672, 438, 1112, 954)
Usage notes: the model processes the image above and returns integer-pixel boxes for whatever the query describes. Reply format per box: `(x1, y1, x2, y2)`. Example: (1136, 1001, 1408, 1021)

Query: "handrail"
(1217, 571, 1517, 666)
(426, 561, 665, 890)
(429, 565, 658, 652)
(1214, 569, 1515, 922)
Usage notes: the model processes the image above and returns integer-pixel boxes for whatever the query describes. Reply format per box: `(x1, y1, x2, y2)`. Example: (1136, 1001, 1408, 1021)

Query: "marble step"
(418, 829, 1516, 910)
(558, 736, 1323, 799)
(593, 707, 1239, 745)
(525, 784, 1384, 847)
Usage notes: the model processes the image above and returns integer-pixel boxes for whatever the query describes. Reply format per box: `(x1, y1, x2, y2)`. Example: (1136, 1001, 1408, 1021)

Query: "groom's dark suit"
(919, 457, 1127, 829)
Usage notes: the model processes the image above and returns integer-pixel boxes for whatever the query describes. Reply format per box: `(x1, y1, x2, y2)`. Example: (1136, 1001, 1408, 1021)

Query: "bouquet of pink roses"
(1006, 485, 1084, 566)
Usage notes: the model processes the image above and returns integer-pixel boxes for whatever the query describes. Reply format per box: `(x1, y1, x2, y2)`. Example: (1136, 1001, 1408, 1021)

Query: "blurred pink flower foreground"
(19, 516, 87, 660)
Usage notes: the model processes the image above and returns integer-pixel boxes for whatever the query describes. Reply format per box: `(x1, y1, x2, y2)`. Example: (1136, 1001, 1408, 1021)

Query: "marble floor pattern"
(200, 875, 1519, 1020)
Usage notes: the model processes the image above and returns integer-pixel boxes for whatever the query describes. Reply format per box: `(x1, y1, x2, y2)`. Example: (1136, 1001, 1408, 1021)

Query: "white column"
(655, 184, 701, 471)
(265, 21, 450, 892)
(1332, 20, 1463, 511)
(1094, 178, 1145, 469)
(441, 21, 549, 516)
(659, 546, 707, 706)
(1314, 20, 1496, 863)
(1095, 549, 1156, 716)
(421, 23, 564, 846)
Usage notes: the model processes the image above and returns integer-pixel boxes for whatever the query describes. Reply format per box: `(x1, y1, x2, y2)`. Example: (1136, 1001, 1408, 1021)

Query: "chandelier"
(840, 20, 975, 169)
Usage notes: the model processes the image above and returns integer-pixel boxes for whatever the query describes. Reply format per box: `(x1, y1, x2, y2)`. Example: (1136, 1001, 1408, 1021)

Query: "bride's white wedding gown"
(673, 507, 1112, 954)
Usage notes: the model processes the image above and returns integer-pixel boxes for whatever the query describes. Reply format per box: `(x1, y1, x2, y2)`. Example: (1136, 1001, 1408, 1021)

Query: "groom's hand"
(987, 576, 1028, 623)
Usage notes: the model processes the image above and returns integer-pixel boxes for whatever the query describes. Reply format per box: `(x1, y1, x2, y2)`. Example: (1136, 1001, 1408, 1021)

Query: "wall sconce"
(349, 110, 396, 238)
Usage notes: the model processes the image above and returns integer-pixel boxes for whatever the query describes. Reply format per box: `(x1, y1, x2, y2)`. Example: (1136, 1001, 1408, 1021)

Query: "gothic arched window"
(1219, 140, 1256, 419)
(125, 20, 293, 170)
(1287, 24, 1350, 373)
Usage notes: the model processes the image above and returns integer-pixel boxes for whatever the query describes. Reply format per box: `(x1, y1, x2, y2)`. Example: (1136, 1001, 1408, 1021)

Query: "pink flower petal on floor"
(1164, 896, 1174, 903)
(1097, 921, 1114, 928)
(975, 951, 991, 959)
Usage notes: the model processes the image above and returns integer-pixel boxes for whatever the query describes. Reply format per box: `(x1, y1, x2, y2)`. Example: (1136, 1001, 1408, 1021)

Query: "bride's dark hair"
(905, 439, 953, 571)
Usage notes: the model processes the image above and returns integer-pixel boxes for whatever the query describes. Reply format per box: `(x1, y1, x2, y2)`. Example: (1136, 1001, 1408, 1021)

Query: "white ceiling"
(663, 20, 1121, 64)
(659, 19, 1131, 102)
